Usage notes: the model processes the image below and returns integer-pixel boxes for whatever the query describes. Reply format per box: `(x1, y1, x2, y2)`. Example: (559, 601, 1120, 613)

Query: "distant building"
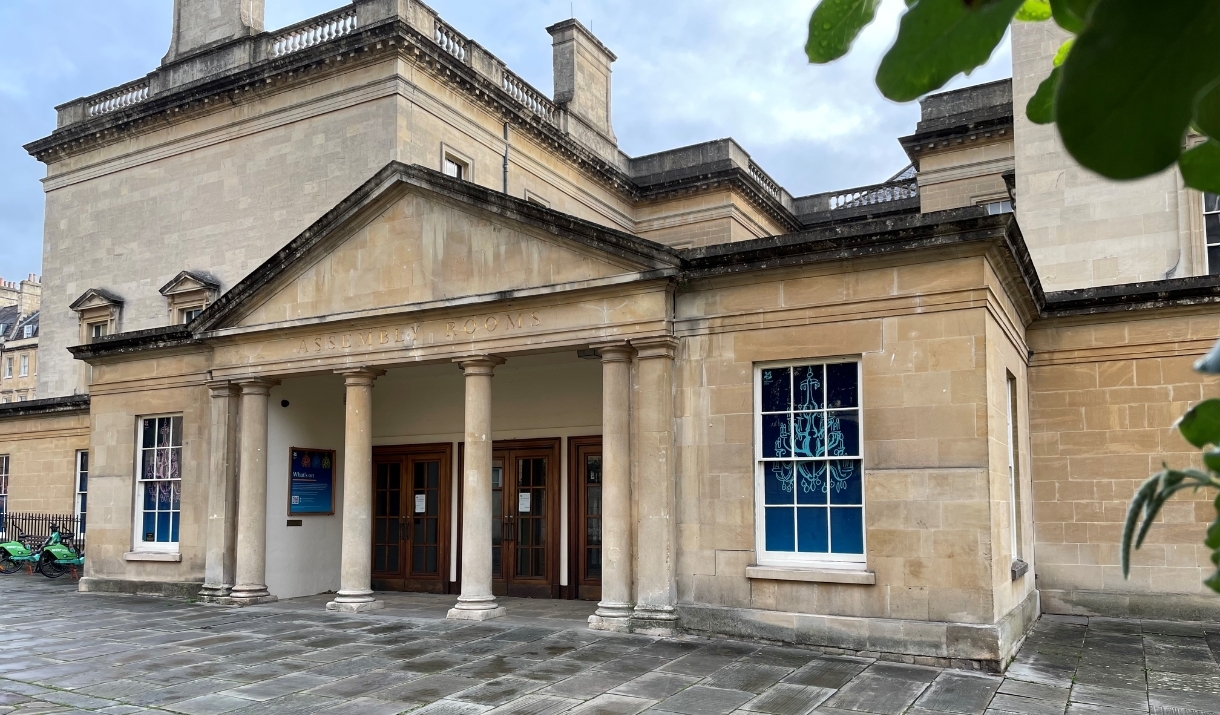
(0, 0, 1217, 672)
(0, 275, 41, 403)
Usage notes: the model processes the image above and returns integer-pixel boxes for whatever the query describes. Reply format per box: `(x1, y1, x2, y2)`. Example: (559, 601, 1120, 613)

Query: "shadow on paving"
(0, 576, 1217, 715)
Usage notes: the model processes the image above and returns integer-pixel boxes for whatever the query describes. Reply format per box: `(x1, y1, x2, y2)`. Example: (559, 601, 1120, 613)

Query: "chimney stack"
(546, 20, 617, 144)
(163, 0, 265, 65)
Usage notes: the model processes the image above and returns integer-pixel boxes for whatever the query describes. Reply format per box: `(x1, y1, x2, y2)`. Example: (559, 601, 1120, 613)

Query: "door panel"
(569, 437, 603, 601)
(484, 440, 560, 599)
(371, 444, 452, 593)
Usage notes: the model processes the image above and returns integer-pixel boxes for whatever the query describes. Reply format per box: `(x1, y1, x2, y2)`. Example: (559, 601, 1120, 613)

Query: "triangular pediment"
(69, 288, 124, 312)
(159, 270, 220, 297)
(203, 163, 680, 331)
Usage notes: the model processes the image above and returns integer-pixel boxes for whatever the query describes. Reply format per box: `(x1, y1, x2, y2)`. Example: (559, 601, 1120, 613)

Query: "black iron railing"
(0, 512, 85, 552)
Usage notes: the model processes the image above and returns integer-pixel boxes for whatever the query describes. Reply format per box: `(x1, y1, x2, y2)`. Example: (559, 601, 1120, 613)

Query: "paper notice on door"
(518, 492, 531, 513)
(415, 494, 426, 514)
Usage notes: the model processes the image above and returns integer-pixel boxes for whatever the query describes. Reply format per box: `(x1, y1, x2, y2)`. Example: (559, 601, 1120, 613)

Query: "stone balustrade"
(271, 8, 358, 59)
(503, 71, 557, 125)
(434, 19, 467, 62)
(748, 162, 783, 202)
(828, 180, 918, 210)
(85, 81, 151, 118)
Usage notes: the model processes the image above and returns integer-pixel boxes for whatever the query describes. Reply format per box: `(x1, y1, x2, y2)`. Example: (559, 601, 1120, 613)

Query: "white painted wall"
(261, 351, 601, 601)
(266, 375, 346, 599)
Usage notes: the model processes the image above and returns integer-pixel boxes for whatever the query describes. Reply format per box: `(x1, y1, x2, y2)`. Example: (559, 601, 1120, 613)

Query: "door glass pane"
(373, 462, 402, 575)
(411, 460, 440, 576)
(491, 462, 503, 578)
(515, 457, 547, 578)
(585, 453, 602, 581)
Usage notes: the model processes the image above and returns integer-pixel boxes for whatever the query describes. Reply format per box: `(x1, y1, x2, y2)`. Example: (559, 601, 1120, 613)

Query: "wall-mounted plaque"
(289, 448, 336, 515)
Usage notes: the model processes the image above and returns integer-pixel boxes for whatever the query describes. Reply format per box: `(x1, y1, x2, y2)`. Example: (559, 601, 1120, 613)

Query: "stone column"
(589, 342, 634, 632)
(448, 355, 506, 621)
(230, 377, 279, 605)
(328, 367, 386, 613)
(631, 337, 679, 635)
(200, 380, 240, 601)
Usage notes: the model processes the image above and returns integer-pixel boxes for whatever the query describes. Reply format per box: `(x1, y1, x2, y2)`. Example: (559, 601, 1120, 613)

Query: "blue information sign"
(289, 448, 335, 515)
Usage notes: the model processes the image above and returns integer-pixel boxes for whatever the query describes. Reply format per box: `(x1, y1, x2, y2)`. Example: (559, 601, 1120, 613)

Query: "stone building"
(0, 0, 1217, 672)
(0, 275, 42, 403)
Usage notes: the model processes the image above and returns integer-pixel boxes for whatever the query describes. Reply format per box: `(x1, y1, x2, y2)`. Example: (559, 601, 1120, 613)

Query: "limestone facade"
(3, 2, 1220, 673)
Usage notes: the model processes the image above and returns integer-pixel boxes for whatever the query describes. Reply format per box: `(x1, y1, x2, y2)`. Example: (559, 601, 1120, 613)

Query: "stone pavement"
(0, 575, 1217, 715)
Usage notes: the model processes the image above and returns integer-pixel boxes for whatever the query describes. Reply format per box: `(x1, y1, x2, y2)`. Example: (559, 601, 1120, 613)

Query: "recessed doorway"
(371, 443, 453, 593)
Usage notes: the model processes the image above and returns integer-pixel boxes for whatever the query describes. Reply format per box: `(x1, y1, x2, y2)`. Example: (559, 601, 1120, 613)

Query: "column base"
(197, 583, 232, 602)
(588, 614, 633, 632)
(225, 594, 278, 606)
(631, 606, 679, 636)
(447, 606, 506, 621)
(327, 599, 385, 613)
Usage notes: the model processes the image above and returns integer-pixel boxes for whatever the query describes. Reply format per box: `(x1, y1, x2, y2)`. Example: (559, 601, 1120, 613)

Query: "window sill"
(124, 551, 181, 562)
(746, 564, 876, 585)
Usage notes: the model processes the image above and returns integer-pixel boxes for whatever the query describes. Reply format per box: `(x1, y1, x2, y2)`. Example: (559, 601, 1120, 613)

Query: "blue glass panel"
(825, 410, 860, 457)
(764, 463, 794, 505)
(171, 512, 180, 543)
(793, 365, 823, 410)
(142, 418, 156, 448)
(142, 512, 155, 541)
(761, 368, 791, 412)
(171, 416, 183, 447)
(826, 363, 859, 408)
(143, 483, 155, 510)
(157, 483, 171, 510)
(828, 460, 863, 505)
(156, 417, 172, 448)
(171, 482, 181, 509)
(792, 413, 824, 458)
(762, 414, 791, 458)
(156, 512, 170, 543)
(830, 507, 864, 554)
(797, 507, 829, 552)
(796, 462, 826, 504)
(764, 507, 795, 552)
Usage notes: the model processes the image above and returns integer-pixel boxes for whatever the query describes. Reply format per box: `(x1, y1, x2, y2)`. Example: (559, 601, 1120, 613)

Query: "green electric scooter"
(0, 525, 37, 574)
(34, 525, 84, 578)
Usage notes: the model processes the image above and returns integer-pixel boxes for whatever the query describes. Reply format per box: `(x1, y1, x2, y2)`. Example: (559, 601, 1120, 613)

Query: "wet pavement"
(0, 574, 1217, 715)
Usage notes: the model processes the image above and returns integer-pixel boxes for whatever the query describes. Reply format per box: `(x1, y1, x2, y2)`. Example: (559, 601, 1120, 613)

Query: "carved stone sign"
(294, 310, 543, 355)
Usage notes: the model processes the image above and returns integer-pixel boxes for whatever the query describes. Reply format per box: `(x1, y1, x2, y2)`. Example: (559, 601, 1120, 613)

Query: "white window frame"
(1204, 192, 1220, 275)
(3, 358, 10, 379)
(0, 454, 9, 526)
(18, 354, 28, 378)
(22, 325, 32, 339)
(132, 414, 183, 553)
(76, 450, 89, 535)
(753, 357, 866, 569)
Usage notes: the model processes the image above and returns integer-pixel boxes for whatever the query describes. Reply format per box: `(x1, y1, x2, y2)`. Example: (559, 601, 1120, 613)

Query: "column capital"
(336, 367, 387, 387)
(454, 355, 506, 374)
(234, 377, 280, 395)
(205, 380, 240, 398)
(631, 336, 679, 361)
(589, 341, 634, 362)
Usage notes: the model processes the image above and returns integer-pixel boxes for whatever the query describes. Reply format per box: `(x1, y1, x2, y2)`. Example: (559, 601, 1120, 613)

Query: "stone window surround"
(524, 190, 550, 208)
(440, 143, 473, 182)
(159, 271, 220, 326)
(70, 290, 123, 346)
(76, 449, 88, 536)
(753, 357, 868, 573)
(132, 413, 184, 555)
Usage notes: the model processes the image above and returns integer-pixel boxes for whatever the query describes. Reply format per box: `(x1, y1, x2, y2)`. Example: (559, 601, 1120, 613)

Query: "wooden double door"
(370, 438, 603, 600)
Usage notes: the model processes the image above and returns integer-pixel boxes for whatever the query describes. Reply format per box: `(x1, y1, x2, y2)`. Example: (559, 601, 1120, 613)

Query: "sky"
(0, 0, 1012, 283)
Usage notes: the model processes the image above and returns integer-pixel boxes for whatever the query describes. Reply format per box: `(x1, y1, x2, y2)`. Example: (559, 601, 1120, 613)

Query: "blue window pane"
(764, 463, 794, 505)
(171, 512, 180, 543)
(796, 462, 826, 504)
(142, 513, 155, 541)
(826, 410, 859, 457)
(142, 419, 156, 448)
(143, 483, 156, 510)
(830, 507, 864, 554)
(762, 414, 791, 458)
(764, 507, 795, 552)
(156, 418, 173, 448)
(826, 363, 858, 408)
(828, 460, 863, 505)
(156, 512, 170, 543)
(171, 482, 181, 509)
(171, 416, 183, 447)
(157, 483, 172, 510)
(793, 365, 823, 410)
(141, 450, 155, 480)
(797, 507, 829, 552)
(792, 413, 824, 458)
(761, 368, 791, 413)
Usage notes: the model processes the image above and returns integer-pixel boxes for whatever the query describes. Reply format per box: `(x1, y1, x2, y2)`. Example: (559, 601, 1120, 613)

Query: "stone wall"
(0, 410, 88, 514)
(1028, 308, 1220, 620)
(1011, 21, 1203, 290)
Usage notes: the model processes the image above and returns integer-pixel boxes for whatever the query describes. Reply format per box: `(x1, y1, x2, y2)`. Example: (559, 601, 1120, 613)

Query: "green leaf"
(1049, 0, 1096, 33)
(1056, 0, 1220, 180)
(1026, 66, 1060, 124)
(876, 0, 1025, 102)
(1052, 38, 1074, 67)
(1016, 0, 1051, 22)
(806, 0, 883, 64)
(1176, 399, 1220, 449)
(1206, 448, 1220, 474)
(1194, 78, 1220, 139)
(1180, 140, 1220, 194)
(1195, 336, 1220, 374)
(1206, 495, 1220, 593)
